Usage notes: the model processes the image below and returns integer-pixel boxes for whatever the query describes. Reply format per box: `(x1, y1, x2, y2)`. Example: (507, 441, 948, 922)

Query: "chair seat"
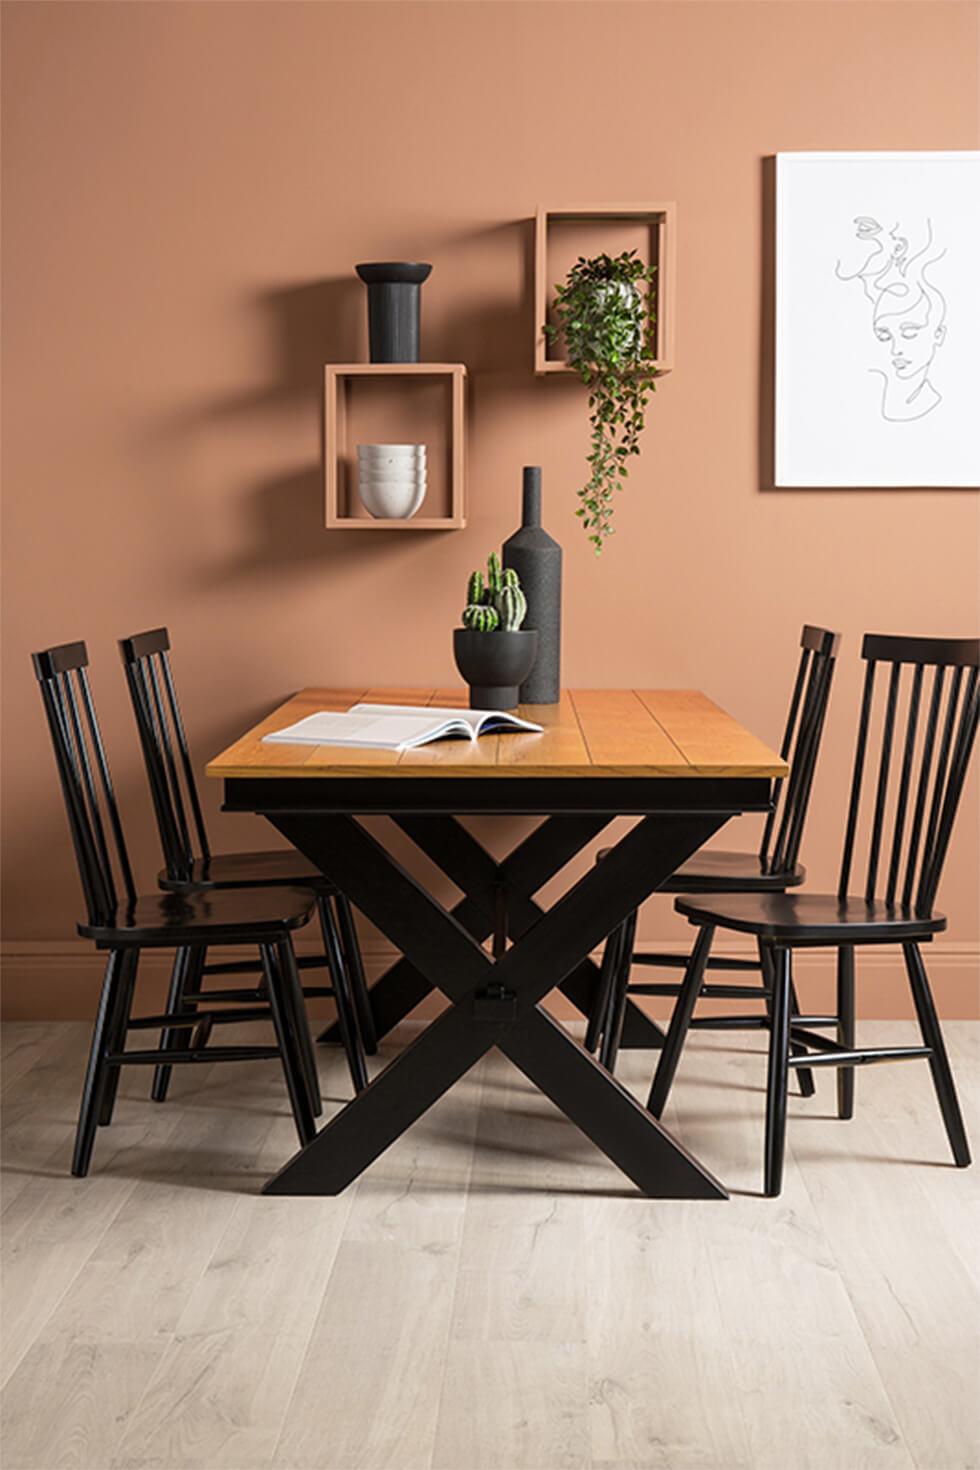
(79, 885, 316, 948)
(158, 850, 333, 893)
(674, 890, 946, 944)
(596, 847, 805, 893)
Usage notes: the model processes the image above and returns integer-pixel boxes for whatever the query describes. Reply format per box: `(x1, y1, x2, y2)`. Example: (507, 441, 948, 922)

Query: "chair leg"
(600, 909, 639, 1075)
(586, 919, 627, 1055)
(317, 897, 368, 1094)
(334, 892, 378, 1055)
(788, 956, 816, 1099)
(98, 949, 139, 1125)
(647, 924, 716, 1118)
(836, 945, 856, 1120)
(260, 943, 317, 1146)
(276, 937, 323, 1118)
(760, 943, 813, 1099)
(72, 950, 127, 1177)
(903, 941, 971, 1167)
(151, 946, 200, 1102)
(595, 925, 625, 1068)
(764, 945, 792, 1198)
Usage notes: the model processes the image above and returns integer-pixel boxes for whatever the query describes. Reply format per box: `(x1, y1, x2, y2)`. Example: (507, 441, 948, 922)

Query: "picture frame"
(774, 151, 980, 488)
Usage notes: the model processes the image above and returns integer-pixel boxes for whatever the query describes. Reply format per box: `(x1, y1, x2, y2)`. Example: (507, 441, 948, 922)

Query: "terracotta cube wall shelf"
(324, 363, 466, 530)
(534, 204, 676, 376)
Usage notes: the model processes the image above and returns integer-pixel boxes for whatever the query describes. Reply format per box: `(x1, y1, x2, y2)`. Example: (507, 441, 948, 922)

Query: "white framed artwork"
(774, 151, 980, 488)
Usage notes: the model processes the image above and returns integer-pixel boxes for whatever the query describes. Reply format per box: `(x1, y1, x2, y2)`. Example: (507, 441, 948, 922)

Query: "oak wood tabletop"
(206, 688, 788, 780)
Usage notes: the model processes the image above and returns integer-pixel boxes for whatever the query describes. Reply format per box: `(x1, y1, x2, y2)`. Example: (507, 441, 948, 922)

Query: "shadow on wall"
(217, 464, 451, 584)
(758, 155, 776, 493)
(136, 220, 536, 580)
(144, 219, 532, 436)
(256, 276, 364, 398)
(142, 276, 363, 433)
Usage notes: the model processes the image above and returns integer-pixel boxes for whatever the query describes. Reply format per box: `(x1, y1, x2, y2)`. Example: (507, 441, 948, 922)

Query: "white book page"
(262, 711, 468, 750)
(351, 704, 543, 736)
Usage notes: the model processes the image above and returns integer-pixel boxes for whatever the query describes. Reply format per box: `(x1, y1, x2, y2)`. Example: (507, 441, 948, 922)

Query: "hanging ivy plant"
(544, 249, 657, 554)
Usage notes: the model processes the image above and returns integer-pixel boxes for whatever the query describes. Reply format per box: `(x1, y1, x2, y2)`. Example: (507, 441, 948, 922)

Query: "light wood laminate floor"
(1, 1017, 977, 1470)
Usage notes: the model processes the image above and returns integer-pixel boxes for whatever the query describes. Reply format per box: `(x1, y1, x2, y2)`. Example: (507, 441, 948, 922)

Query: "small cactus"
(495, 583, 527, 631)
(460, 551, 526, 633)
(462, 603, 499, 633)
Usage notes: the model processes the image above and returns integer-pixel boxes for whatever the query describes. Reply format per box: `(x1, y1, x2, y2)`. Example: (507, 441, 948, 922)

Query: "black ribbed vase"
(355, 262, 432, 363)
(503, 467, 562, 704)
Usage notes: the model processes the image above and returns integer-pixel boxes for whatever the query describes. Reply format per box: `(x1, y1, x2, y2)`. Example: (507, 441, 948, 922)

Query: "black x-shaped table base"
(218, 776, 771, 1199)
(319, 812, 668, 1054)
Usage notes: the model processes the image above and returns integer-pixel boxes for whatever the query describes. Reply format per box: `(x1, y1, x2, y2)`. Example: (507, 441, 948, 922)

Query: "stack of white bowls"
(357, 444, 427, 520)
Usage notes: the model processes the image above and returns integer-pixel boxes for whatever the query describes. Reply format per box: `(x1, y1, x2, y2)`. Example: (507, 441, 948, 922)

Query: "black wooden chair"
(590, 625, 840, 1093)
(118, 627, 374, 1103)
(664, 633, 977, 1196)
(32, 641, 319, 1177)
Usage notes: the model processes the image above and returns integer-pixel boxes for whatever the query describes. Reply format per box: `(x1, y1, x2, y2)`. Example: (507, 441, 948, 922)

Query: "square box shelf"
(534, 204, 676, 376)
(324, 363, 466, 530)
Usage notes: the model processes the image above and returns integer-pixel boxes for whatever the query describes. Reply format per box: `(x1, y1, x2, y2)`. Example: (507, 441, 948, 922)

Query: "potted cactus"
(453, 551, 538, 710)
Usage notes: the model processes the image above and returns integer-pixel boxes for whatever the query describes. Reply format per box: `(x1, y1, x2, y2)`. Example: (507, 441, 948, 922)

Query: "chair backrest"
(838, 634, 979, 914)
(759, 624, 840, 876)
(32, 641, 137, 927)
(118, 628, 210, 884)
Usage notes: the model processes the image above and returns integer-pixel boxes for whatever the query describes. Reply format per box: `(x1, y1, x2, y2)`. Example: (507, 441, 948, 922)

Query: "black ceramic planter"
(453, 628, 539, 710)
(355, 262, 432, 363)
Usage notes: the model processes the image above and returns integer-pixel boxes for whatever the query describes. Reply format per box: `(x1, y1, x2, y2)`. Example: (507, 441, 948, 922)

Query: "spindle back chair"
(119, 627, 210, 886)
(666, 633, 978, 1195)
(759, 624, 840, 878)
(32, 641, 321, 1176)
(118, 627, 372, 1094)
(591, 624, 840, 1077)
(838, 634, 978, 917)
(33, 641, 137, 928)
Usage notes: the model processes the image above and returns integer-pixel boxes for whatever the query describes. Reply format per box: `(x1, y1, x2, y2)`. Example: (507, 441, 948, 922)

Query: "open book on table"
(262, 702, 543, 752)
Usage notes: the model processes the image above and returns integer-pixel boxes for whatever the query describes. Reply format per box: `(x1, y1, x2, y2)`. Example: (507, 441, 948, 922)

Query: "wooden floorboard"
(1, 1019, 977, 1470)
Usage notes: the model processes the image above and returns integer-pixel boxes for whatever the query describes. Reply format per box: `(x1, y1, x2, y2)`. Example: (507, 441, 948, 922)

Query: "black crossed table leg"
(319, 813, 667, 1054)
(221, 776, 770, 1198)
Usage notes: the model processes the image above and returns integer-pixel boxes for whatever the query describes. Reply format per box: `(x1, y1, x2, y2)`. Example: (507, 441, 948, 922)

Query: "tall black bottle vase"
(503, 467, 562, 704)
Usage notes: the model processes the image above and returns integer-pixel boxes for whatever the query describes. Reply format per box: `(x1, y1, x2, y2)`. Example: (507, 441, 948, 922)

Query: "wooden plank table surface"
(206, 688, 787, 780)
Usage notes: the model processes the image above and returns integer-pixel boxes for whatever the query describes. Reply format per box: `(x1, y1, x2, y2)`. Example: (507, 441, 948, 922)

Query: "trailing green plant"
(461, 551, 527, 632)
(543, 248, 657, 554)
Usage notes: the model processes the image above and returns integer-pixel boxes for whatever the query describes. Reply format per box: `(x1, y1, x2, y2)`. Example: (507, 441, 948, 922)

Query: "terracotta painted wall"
(2, 0, 978, 1022)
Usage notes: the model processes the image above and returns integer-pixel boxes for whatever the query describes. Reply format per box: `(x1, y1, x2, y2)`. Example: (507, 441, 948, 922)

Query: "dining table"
(207, 687, 787, 1199)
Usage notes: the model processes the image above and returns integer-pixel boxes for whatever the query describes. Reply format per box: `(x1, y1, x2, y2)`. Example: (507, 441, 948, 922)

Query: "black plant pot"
(453, 629, 539, 711)
(355, 262, 432, 363)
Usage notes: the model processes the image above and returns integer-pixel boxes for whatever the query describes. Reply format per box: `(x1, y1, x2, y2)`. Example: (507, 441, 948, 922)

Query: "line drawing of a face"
(872, 293, 946, 380)
(835, 217, 947, 421)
